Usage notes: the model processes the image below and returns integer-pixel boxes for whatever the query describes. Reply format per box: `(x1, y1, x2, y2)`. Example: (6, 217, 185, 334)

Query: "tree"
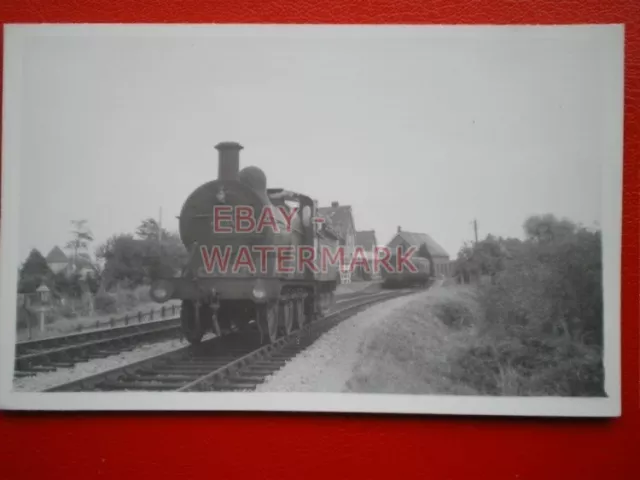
(523, 214, 577, 243)
(136, 218, 168, 242)
(96, 234, 147, 290)
(135, 217, 187, 279)
(454, 235, 518, 284)
(65, 219, 94, 271)
(52, 271, 83, 299)
(18, 249, 53, 293)
(95, 218, 188, 291)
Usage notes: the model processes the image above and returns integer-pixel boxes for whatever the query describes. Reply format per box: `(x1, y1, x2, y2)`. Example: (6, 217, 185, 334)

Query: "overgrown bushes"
(350, 215, 606, 397)
(93, 285, 151, 314)
(94, 292, 118, 314)
(440, 217, 605, 396)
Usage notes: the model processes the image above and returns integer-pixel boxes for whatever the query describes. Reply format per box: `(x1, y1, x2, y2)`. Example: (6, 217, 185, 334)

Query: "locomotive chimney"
(215, 141, 243, 181)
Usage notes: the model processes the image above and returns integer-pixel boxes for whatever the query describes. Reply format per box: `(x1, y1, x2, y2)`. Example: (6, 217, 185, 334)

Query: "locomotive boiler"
(149, 142, 341, 345)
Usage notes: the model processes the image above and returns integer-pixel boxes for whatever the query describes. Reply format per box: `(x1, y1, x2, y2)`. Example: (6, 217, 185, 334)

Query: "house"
(354, 230, 380, 280)
(386, 226, 453, 277)
(317, 201, 358, 283)
(45, 246, 69, 274)
(45, 246, 96, 279)
(317, 201, 357, 261)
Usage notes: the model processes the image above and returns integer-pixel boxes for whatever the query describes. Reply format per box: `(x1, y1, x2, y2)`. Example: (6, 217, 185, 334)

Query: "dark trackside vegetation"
(350, 214, 604, 397)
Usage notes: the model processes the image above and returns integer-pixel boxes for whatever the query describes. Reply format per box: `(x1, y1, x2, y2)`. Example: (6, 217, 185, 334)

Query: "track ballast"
(44, 289, 416, 393)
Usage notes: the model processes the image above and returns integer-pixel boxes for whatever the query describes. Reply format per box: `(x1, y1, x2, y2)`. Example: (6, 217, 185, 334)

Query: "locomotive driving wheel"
(181, 300, 206, 345)
(257, 303, 279, 344)
(281, 301, 294, 336)
(294, 298, 306, 330)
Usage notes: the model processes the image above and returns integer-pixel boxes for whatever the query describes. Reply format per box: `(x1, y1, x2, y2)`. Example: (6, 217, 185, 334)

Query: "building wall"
(345, 226, 355, 260)
(48, 262, 69, 274)
(432, 258, 453, 277)
(387, 235, 453, 277)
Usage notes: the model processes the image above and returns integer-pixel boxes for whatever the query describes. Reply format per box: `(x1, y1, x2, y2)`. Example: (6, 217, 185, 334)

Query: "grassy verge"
(347, 284, 604, 397)
(16, 285, 181, 341)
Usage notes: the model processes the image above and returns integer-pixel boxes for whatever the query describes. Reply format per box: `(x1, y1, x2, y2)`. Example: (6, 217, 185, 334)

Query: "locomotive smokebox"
(215, 141, 243, 181)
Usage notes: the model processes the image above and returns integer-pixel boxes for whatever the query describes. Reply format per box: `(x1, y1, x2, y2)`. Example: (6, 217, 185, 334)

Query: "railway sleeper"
(213, 380, 262, 391)
(225, 374, 267, 385)
(245, 366, 282, 374)
(97, 381, 185, 391)
(156, 363, 232, 370)
(20, 365, 57, 373)
(130, 374, 197, 382)
(152, 368, 223, 376)
(182, 358, 243, 366)
(252, 360, 287, 368)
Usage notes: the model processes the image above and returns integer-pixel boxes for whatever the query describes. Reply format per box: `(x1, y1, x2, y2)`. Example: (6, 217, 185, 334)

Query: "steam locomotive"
(149, 142, 341, 345)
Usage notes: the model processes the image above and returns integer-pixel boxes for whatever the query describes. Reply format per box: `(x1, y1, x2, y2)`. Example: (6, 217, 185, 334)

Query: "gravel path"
(12, 333, 214, 392)
(256, 294, 418, 393)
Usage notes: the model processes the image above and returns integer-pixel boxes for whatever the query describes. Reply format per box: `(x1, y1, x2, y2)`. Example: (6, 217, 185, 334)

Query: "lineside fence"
(74, 304, 183, 332)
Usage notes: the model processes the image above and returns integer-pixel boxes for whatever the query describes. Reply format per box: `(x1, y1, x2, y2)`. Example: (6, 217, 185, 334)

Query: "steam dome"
(238, 166, 267, 192)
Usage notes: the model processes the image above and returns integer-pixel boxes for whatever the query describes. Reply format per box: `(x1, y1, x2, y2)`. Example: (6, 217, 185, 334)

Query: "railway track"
(14, 316, 182, 377)
(14, 287, 381, 378)
(44, 289, 416, 392)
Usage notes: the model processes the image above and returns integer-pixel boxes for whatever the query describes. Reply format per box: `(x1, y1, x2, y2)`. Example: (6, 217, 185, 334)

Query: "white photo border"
(0, 23, 623, 417)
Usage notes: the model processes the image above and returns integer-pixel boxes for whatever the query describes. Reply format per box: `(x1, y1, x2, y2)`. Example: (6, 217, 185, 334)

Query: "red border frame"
(1, 1, 638, 478)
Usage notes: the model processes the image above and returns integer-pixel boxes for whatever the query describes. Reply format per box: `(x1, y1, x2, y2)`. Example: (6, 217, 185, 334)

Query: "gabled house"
(386, 226, 453, 277)
(355, 230, 377, 254)
(354, 230, 380, 280)
(45, 246, 70, 274)
(317, 201, 357, 261)
(45, 246, 96, 279)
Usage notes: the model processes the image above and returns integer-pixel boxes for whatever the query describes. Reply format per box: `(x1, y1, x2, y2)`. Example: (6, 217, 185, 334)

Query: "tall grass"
(349, 283, 604, 397)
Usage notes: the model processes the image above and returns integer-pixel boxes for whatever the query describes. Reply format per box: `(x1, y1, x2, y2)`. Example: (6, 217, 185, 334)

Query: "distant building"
(386, 226, 452, 277)
(317, 201, 356, 261)
(354, 230, 380, 280)
(317, 201, 358, 283)
(45, 246, 96, 279)
(45, 246, 69, 274)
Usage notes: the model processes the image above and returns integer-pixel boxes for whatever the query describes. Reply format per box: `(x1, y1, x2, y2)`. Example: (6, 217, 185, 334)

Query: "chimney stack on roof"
(397, 226, 402, 233)
(215, 141, 243, 181)
(331, 201, 339, 208)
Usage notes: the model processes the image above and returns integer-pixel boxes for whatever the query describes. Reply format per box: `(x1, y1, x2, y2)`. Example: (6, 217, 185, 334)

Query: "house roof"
(317, 203, 354, 242)
(46, 246, 68, 263)
(391, 231, 450, 258)
(355, 230, 377, 251)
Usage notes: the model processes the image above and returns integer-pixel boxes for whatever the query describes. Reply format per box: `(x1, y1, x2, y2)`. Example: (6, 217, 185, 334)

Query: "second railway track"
(14, 315, 182, 376)
(44, 289, 416, 393)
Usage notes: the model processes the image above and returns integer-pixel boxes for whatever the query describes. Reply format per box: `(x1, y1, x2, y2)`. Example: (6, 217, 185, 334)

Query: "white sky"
(11, 25, 622, 262)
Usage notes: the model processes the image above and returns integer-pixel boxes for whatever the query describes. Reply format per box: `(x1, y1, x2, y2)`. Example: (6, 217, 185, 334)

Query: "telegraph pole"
(473, 219, 478, 244)
(158, 207, 163, 263)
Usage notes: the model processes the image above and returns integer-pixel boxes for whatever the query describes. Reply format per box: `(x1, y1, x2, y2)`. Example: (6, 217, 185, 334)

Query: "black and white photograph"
(0, 24, 623, 416)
